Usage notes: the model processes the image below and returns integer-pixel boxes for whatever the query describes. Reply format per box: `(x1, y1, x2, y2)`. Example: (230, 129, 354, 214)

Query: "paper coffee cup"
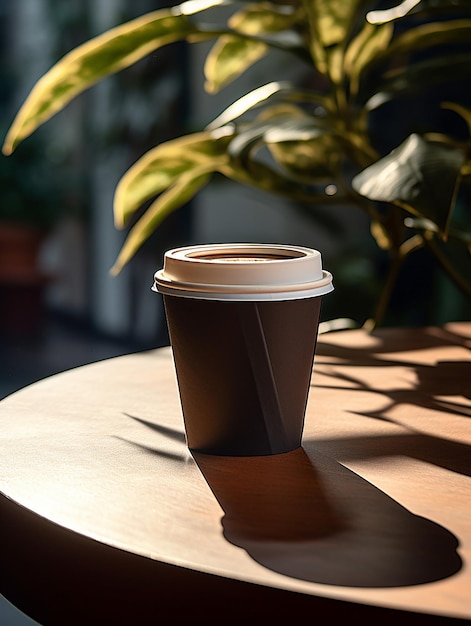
(153, 243, 333, 455)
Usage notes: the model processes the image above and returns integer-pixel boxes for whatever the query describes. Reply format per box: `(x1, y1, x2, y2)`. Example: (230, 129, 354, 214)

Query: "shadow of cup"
(193, 447, 339, 543)
(193, 447, 462, 588)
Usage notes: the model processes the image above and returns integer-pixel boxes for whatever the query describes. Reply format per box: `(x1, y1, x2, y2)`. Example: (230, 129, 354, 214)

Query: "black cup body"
(163, 295, 322, 456)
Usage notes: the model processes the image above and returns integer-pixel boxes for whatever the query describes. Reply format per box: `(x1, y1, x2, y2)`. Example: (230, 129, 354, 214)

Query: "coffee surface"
(195, 253, 289, 262)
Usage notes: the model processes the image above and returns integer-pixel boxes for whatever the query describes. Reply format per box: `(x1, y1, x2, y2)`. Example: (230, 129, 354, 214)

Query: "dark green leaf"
(442, 102, 471, 138)
(365, 52, 471, 110)
(352, 134, 465, 235)
(374, 19, 471, 63)
(405, 216, 471, 245)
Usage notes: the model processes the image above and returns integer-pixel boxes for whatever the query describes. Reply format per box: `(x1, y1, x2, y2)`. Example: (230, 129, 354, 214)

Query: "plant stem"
(365, 251, 403, 332)
(365, 235, 425, 331)
(425, 237, 471, 297)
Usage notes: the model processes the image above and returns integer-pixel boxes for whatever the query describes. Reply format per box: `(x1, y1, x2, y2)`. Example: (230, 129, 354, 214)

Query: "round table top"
(1, 322, 470, 625)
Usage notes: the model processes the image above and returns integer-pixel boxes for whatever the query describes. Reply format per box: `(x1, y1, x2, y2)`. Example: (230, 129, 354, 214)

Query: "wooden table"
(1, 323, 470, 625)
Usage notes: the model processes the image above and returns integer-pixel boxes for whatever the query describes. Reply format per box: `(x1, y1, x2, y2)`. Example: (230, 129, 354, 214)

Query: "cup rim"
(153, 243, 334, 301)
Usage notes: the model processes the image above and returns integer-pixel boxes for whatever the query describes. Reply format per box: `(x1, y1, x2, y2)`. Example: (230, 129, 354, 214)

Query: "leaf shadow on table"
(312, 325, 471, 478)
(192, 447, 462, 588)
(314, 325, 471, 411)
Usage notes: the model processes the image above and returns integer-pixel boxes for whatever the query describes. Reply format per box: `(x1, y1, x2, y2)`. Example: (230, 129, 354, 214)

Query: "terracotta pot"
(0, 222, 48, 335)
(0, 222, 45, 274)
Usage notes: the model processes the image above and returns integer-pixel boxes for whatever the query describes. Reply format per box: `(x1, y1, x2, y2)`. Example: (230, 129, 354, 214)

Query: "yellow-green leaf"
(111, 166, 214, 275)
(313, 0, 363, 48)
(255, 102, 312, 123)
(114, 143, 204, 228)
(2, 1, 227, 155)
(229, 2, 297, 34)
(302, 0, 363, 71)
(205, 35, 268, 93)
(371, 220, 393, 250)
(325, 46, 344, 86)
(114, 131, 232, 227)
(267, 132, 340, 181)
(204, 3, 300, 93)
(308, 32, 328, 76)
(344, 22, 393, 96)
(207, 82, 291, 129)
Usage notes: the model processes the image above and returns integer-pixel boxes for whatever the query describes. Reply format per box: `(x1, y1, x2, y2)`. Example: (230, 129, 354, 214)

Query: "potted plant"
(2, 0, 471, 328)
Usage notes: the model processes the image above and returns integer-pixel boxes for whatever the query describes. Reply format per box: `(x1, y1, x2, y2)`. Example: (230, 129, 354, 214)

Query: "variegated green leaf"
(220, 156, 329, 202)
(111, 166, 214, 275)
(255, 102, 315, 123)
(222, 113, 344, 188)
(205, 35, 269, 93)
(114, 130, 233, 227)
(269, 135, 340, 180)
(302, 0, 364, 73)
(204, 3, 300, 93)
(229, 2, 298, 34)
(207, 82, 290, 128)
(264, 121, 340, 180)
(207, 82, 334, 129)
(220, 149, 350, 207)
(3, 0, 226, 154)
(344, 21, 394, 96)
(310, 0, 364, 48)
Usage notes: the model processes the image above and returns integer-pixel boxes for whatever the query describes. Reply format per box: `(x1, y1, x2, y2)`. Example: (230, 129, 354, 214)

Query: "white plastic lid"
(153, 243, 334, 301)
